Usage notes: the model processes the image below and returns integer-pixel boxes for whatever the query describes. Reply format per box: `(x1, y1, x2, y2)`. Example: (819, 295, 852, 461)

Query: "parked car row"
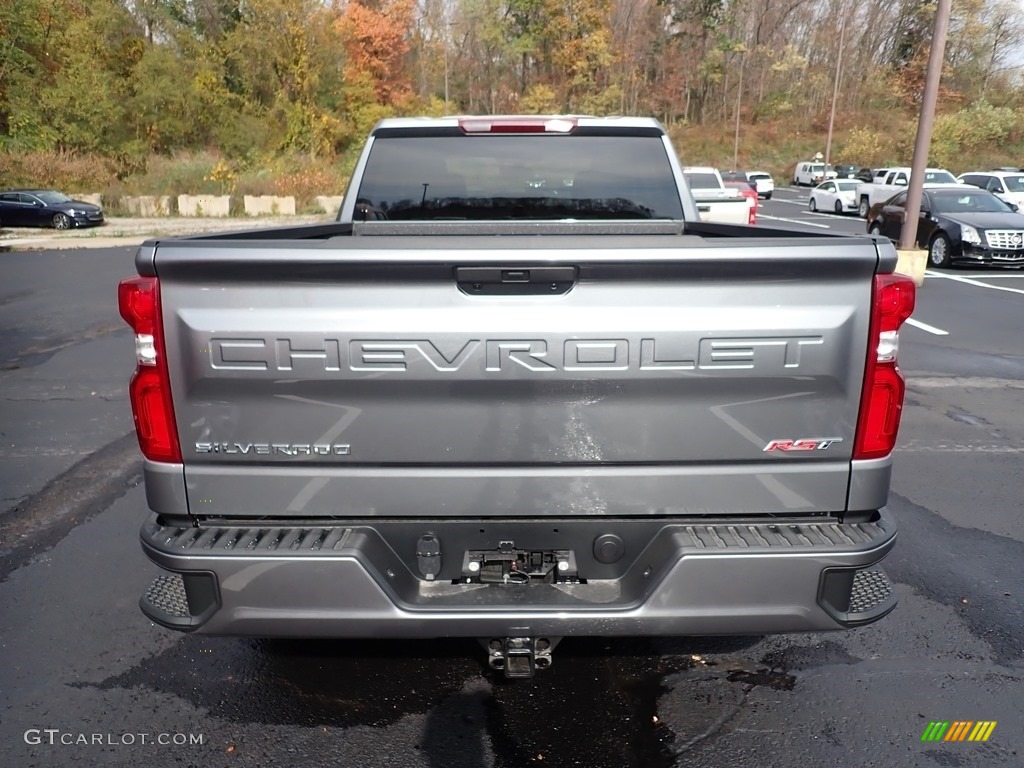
(0, 189, 105, 229)
(799, 166, 1024, 223)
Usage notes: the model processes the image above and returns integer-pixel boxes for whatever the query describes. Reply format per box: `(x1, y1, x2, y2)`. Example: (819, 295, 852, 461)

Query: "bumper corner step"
(140, 570, 220, 631)
(819, 567, 897, 626)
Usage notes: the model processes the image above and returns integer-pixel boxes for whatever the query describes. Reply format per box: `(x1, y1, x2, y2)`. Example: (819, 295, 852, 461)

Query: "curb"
(0, 215, 331, 252)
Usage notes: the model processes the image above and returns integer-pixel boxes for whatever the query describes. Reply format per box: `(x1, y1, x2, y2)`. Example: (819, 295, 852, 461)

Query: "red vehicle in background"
(722, 179, 758, 224)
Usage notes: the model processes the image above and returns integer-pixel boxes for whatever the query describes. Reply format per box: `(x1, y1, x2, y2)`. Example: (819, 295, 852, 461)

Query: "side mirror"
(1010, 203, 1020, 213)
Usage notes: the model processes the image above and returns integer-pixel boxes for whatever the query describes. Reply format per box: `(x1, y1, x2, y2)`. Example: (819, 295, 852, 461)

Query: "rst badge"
(763, 438, 843, 452)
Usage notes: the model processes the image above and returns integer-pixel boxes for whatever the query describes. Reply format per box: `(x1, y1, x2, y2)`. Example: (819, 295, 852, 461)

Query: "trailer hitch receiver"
(484, 637, 558, 678)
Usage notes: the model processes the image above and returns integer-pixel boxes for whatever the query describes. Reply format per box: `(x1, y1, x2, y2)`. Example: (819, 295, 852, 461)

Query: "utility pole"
(900, 0, 952, 250)
(732, 50, 745, 170)
(824, 18, 845, 172)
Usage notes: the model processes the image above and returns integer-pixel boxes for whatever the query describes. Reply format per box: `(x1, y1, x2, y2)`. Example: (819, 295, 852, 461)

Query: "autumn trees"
(0, 0, 1022, 165)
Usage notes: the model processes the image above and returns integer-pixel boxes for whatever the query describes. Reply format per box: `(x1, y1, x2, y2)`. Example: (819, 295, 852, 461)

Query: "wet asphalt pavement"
(1, 219, 1022, 766)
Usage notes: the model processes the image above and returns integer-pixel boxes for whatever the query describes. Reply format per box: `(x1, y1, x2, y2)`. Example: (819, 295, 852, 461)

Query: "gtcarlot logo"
(921, 721, 997, 742)
(24, 729, 205, 747)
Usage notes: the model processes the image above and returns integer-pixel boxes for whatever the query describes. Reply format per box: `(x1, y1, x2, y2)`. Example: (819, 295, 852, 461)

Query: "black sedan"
(0, 189, 104, 229)
(866, 187, 1024, 268)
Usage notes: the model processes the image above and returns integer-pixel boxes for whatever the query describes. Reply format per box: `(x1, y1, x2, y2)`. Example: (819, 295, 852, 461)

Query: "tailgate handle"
(455, 266, 577, 296)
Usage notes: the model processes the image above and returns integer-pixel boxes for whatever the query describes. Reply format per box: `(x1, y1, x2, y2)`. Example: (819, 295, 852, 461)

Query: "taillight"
(118, 276, 181, 463)
(853, 273, 916, 460)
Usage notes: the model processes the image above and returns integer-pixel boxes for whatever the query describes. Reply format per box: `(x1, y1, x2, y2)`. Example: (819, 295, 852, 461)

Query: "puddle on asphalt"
(84, 634, 786, 767)
(724, 668, 796, 690)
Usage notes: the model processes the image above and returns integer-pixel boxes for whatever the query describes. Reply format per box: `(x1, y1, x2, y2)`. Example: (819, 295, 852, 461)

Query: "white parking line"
(909, 376, 1024, 389)
(808, 211, 853, 220)
(757, 214, 831, 229)
(904, 317, 949, 335)
(925, 271, 1024, 295)
(955, 273, 1024, 279)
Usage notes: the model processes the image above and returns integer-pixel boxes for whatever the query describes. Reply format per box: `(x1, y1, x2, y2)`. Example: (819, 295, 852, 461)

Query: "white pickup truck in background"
(682, 166, 753, 224)
(856, 166, 958, 217)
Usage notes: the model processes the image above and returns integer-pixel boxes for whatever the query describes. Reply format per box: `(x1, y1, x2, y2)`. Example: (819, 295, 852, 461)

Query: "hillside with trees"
(2, 0, 1022, 198)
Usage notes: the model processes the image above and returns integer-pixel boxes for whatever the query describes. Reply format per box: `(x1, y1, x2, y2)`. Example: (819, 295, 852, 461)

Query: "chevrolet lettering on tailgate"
(208, 336, 825, 374)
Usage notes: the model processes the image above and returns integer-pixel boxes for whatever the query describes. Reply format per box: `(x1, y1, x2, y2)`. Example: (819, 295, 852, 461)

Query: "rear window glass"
(355, 135, 684, 220)
(683, 172, 721, 189)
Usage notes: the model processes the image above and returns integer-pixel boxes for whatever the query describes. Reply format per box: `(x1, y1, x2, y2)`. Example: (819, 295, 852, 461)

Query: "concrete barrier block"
(72, 193, 103, 207)
(896, 249, 927, 287)
(244, 195, 296, 216)
(315, 195, 344, 216)
(122, 195, 172, 216)
(178, 194, 230, 217)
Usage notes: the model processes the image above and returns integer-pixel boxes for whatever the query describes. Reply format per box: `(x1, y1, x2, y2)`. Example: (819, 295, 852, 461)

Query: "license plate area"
(457, 541, 583, 585)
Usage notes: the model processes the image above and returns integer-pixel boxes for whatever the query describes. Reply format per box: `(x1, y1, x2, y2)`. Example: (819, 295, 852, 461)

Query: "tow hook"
(483, 637, 558, 678)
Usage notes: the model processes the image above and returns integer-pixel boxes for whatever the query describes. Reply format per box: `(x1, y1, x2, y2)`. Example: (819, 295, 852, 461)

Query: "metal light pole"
(900, 0, 952, 250)
(824, 19, 846, 172)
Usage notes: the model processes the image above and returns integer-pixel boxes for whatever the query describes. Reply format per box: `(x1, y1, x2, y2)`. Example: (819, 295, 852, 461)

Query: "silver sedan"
(809, 180, 861, 215)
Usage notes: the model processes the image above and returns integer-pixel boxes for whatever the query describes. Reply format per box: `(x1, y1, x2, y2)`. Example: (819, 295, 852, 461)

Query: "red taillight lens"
(853, 273, 916, 460)
(118, 276, 157, 335)
(129, 367, 179, 461)
(118, 276, 181, 463)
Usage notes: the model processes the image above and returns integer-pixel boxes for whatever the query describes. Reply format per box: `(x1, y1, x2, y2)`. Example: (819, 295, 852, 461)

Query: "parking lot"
(0, 212, 1021, 766)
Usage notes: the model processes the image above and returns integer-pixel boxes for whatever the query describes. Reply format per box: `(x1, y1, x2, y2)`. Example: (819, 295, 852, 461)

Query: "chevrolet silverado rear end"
(121, 117, 915, 676)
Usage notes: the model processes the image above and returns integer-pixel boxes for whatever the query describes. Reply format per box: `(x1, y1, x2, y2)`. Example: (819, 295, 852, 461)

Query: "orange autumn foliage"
(337, 0, 414, 105)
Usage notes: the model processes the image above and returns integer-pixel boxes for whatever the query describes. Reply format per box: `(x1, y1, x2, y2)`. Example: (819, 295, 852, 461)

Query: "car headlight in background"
(961, 225, 981, 244)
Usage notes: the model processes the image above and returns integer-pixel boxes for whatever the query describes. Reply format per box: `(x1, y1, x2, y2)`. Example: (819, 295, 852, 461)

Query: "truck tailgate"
(148, 233, 879, 518)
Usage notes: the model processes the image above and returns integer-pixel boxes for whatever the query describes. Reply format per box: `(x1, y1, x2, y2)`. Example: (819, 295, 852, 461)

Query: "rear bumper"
(139, 511, 898, 638)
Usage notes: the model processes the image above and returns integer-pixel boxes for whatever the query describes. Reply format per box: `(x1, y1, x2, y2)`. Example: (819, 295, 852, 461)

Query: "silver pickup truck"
(120, 116, 916, 677)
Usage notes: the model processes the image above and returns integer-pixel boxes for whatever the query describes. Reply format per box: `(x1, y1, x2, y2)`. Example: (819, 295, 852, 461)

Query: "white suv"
(745, 171, 774, 199)
(957, 170, 1024, 209)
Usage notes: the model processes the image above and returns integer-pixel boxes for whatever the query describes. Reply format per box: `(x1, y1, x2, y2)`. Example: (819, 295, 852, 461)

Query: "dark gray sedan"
(0, 189, 104, 229)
